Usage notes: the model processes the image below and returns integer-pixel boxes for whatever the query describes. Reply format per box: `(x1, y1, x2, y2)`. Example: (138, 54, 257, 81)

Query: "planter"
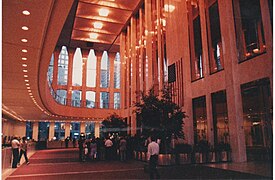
(141, 151, 147, 161)
(208, 151, 217, 163)
(158, 154, 176, 166)
(178, 153, 191, 164)
(195, 152, 207, 164)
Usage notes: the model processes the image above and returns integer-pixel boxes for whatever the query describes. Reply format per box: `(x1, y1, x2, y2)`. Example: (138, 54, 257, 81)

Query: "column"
(94, 121, 101, 138)
(65, 122, 71, 138)
(32, 122, 39, 141)
(82, 50, 89, 107)
(48, 122, 55, 140)
(80, 122, 86, 134)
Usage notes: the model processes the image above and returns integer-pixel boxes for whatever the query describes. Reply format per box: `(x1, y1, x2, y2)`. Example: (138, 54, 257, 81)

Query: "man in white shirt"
(147, 135, 160, 179)
(105, 137, 113, 160)
(11, 137, 20, 168)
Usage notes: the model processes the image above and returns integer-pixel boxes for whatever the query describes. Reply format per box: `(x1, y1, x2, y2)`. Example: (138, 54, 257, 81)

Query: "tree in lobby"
(101, 113, 128, 138)
(135, 86, 186, 153)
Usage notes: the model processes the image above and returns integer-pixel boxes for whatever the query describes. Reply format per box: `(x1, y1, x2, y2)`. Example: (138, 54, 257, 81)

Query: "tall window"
(54, 122, 65, 140)
(38, 122, 49, 141)
(114, 92, 120, 109)
(193, 96, 207, 144)
(233, 0, 266, 62)
(211, 90, 229, 146)
(100, 51, 110, 88)
(241, 78, 272, 149)
(48, 54, 54, 83)
(100, 92, 109, 109)
(58, 46, 69, 85)
(72, 90, 82, 107)
(85, 122, 95, 139)
(70, 122, 80, 139)
(86, 91, 96, 108)
(56, 89, 67, 105)
(72, 48, 83, 86)
(114, 52, 121, 89)
(189, 0, 204, 81)
(206, 1, 224, 74)
(86, 49, 97, 87)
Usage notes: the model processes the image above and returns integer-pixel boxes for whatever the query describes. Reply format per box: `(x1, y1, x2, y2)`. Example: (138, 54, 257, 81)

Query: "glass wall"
(56, 89, 67, 105)
(100, 51, 110, 88)
(233, 0, 266, 62)
(241, 78, 272, 148)
(38, 122, 49, 141)
(100, 92, 109, 109)
(211, 90, 229, 146)
(70, 122, 80, 139)
(54, 122, 65, 140)
(26, 122, 33, 140)
(72, 90, 82, 107)
(114, 52, 121, 89)
(193, 96, 207, 144)
(114, 92, 121, 109)
(86, 49, 97, 88)
(85, 122, 95, 139)
(86, 91, 96, 108)
(72, 48, 83, 86)
(57, 46, 69, 85)
(189, 0, 204, 81)
(206, 1, 224, 74)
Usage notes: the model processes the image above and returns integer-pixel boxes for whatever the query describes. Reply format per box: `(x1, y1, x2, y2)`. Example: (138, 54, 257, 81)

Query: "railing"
(47, 76, 120, 109)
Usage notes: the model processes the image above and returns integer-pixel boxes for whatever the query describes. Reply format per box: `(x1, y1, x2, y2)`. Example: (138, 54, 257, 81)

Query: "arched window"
(100, 51, 109, 88)
(56, 89, 67, 105)
(58, 46, 69, 85)
(72, 48, 83, 86)
(86, 91, 96, 108)
(86, 49, 97, 87)
(48, 54, 54, 83)
(114, 52, 120, 89)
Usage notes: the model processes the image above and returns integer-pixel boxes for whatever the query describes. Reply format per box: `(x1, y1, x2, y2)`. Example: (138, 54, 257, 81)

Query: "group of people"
(77, 135, 128, 162)
(11, 136, 30, 168)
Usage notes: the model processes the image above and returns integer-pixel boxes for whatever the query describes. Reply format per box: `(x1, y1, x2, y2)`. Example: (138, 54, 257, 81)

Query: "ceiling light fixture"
(23, 69, 28, 73)
(22, 49, 28, 53)
(22, 64, 27, 67)
(24, 75, 28, 78)
(164, 4, 175, 12)
(90, 33, 98, 39)
(22, 10, 30, 15)
(22, 26, 29, 30)
(99, 8, 109, 17)
(21, 39, 28, 43)
(94, 22, 103, 29)
(24, 79, 29, 82)
(22, 57, 27, 60)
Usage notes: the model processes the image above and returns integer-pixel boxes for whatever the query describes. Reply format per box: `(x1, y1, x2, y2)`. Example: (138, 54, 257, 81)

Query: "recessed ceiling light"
(22, 49, 28, 53)
(90, 33, 98, 39)
(94, 22, 103, 29)
(24, 79, 29, 82)
(22, 57, 27, 60)
(22, 26, 29, 30)
(164, 4, 175, 12)
(22, 10, 30, 15)
(28, 90, 32, 92)
(99, 8, 109, 17)
(21, 39, 28, 43)
(27, 87, 30, 89)
(23, 69, 28, 73)
(24, 75, 28, 78)
(25, 83, 30, 86)
(22, 64, 27, 67)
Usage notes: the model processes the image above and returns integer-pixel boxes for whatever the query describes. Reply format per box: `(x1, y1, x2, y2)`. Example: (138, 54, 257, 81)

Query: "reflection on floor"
(205, 161, 273, 177)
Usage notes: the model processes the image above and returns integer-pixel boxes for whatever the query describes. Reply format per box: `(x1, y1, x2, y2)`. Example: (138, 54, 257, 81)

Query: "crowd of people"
(77, 135, 134, 162)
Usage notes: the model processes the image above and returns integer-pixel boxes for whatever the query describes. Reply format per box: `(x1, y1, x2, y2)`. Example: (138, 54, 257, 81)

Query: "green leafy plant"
(135, 86, 187, 153)
(101, 113, 128, 137)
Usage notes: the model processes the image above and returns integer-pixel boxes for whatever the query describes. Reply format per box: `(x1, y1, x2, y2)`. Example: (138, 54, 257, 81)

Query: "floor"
(2, 148, 272, 180)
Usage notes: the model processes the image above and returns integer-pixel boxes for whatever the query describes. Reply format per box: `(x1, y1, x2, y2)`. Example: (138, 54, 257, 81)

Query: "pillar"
(94, 121, 100, 138)
(13, 121, 26, 138)
(48, 122, 55, 140)
(65, 122, 71, 138)
(32, 122, 39, 141)
(80, 122, 86, 134)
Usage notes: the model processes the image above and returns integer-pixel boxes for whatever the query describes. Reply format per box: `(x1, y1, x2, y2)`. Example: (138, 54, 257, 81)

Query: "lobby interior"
(2, 0, 273, 179)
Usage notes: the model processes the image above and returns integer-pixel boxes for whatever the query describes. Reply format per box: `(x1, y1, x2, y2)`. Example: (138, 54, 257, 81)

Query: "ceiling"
(2, 0, 141, 122)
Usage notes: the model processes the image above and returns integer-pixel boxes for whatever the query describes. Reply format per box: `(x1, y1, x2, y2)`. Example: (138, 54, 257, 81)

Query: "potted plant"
(135, 86, 187, 166)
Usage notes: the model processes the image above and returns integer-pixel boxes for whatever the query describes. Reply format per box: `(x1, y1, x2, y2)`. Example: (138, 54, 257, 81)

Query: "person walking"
(11, 137, 20, 168)
(119, 136, 127, 161)
(18, 137, 30, 165)
(147, 135, 160, 179)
